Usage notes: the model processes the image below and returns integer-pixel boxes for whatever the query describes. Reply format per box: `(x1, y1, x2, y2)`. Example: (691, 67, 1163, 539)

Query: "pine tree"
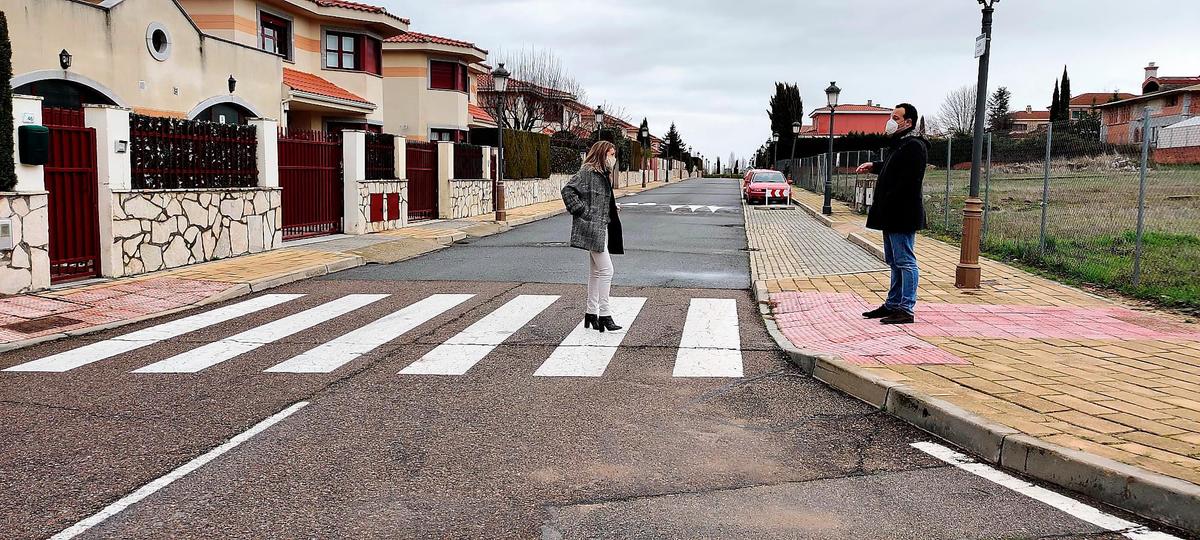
(662, 123, 684, 159)
(715, 157, 721, 175)
(1058, 66, 1072, 122)
(767, 82, 804, 150)
(1050, 80, 1061, 124)
(0, 11, 16, 191)
(987, 87, 1013, 133)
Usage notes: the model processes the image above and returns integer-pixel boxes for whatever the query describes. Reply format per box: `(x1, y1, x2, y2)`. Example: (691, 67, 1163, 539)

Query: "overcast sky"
(380, 0, 1200, 164)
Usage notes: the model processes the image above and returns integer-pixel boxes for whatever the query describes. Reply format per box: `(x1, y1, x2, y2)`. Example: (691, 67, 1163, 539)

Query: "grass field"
(829, 162, 1200, 312)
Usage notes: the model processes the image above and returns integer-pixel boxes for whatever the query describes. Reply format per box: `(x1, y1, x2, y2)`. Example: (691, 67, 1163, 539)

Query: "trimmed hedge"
(502, 129, 550, 179)
(550, 145, 581, 174)
(0, 12, 15, 191)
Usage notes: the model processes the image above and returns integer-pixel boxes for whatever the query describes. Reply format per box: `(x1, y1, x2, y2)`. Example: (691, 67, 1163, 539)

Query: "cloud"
(380, 0, 1200, 163)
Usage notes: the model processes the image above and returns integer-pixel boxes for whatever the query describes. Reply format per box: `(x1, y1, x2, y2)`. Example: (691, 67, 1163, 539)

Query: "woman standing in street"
(561, 141, 625, 332)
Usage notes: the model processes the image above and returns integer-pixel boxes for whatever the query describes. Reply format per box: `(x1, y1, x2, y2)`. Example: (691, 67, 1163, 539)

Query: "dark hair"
(896, 103, 918, 126)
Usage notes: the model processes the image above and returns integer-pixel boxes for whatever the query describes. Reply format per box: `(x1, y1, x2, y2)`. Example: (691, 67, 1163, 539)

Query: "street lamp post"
(956, 0, 999, 289)
(789, 121, 801, 184)
(640, 126, 649, 188)
(770, 133, 779, 168)
(823, 81, 841, 215)
(492, 63, 510, 222)
(594, 106, 605, 142)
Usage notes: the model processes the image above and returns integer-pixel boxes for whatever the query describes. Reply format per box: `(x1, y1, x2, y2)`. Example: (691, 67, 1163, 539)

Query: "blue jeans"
(882, 231, 919, 315)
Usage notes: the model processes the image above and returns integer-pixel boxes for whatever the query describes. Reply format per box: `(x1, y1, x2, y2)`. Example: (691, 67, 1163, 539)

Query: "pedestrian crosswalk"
(3, 293, 747, 378)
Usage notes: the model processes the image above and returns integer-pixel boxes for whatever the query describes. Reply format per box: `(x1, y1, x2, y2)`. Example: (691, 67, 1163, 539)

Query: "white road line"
(400, 294, 559, 376)
(133, 294, 388, 373)
(672, 298, 743, 378)
(49, 401, 309, 540)
(265, 294, 475, 373)
(533, 297, 647, 377)
(911, 441, 1181, 540)
(3, 294, 304, 373)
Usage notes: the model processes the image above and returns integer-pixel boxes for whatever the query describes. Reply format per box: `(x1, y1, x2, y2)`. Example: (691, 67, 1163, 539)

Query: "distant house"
(1097, 62, 1200, 147)
(381, 31, 488, 141)
(1009, 106, 1051, 134)
(803, 100, 891, 138)
(1069, 92, 1136, 120)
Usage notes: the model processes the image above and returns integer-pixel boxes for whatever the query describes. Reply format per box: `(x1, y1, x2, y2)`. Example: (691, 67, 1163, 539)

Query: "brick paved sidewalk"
(756, 187, 1200, 488)
(0, 179, 683, 352)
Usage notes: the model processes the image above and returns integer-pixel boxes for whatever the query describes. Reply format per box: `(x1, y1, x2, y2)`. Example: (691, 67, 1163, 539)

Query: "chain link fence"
(790, 113, 1200, 311)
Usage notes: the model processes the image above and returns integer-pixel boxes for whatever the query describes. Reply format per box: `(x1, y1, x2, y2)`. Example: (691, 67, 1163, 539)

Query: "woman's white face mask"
(605, 154, 617, 170)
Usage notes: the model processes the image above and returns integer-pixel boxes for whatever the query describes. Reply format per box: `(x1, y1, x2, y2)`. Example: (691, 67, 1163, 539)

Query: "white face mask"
(885, 118, 900, 136)
(605, 155, 617, 170)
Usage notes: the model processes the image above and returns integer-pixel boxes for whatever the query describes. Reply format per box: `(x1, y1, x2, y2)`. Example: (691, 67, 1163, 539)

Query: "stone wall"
(359, 180, 408, 233)
(448, 179, 493, 219)
(503, 175, 571, 210)
(0, 193, 51, 294)
(111, 188, 281, 276)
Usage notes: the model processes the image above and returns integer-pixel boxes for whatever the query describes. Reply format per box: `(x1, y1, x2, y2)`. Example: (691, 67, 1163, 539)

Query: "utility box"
(17, 125, 51, 166)
(0, 220, 12, 251)
(854, 177, 876, 214)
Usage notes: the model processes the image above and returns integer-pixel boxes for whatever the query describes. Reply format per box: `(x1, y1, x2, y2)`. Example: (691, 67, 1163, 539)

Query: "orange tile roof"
(310, 0, 408, 23)
(810, 104, 892, 115)
(468, 104, 495, 124)
(1070, 92, 1136, 107)
(283, 68, 373, 106)
(386, 31, 485, 53)
(1010, 110, 1051, 121)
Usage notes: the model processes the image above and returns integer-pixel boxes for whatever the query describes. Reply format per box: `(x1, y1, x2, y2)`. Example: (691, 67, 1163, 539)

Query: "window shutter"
(459, 65, 469, 92)
(431, 61, 455, 90)
(363, 37, 381, 75)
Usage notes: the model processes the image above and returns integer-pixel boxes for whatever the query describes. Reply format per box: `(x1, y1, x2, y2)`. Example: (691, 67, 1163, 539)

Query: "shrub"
(550, 145, 581, 174)
(500, 129, 550, 179)
(0, 12, 15, 191)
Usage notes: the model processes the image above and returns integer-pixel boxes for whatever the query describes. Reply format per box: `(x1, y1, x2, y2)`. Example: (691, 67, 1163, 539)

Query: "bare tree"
(481, 46, 583, 132)
(931, 85, 978, 137)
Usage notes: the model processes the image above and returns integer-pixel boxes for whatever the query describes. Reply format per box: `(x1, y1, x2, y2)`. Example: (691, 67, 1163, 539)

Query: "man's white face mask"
(885, 118, 900, 136)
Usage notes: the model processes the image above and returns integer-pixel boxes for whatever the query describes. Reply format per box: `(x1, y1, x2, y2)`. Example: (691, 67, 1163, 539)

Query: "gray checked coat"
(561, 166, 624, 254)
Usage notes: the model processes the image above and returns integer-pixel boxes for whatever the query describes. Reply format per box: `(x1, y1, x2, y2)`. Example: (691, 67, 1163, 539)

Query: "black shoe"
(584, 313, 598, 330)
(862, 306, 896, 319)
(597, 316, 622, 332)
(880, 312, 915, 325)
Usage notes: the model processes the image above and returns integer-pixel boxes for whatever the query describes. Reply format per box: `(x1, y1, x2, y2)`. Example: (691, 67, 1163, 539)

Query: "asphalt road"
(0, 177, 1184, 539)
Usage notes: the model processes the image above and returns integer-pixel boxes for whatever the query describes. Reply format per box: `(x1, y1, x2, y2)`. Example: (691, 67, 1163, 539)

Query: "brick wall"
(1154, 146, 1200, 165)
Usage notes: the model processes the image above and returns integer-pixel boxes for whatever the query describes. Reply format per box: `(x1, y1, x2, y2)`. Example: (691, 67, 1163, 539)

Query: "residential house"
(1097, 63, 1200, 162)
(1009, 106, 1051, 134)
(379, 31, 488, 141)
(1069, 92, 1135, 121)
(803, 101, 891, 137)
(477, 73, 577, 135)
(178, 0, 409, 131)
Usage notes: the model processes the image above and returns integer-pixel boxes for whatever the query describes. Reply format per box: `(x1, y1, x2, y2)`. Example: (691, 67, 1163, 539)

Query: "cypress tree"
(0, 11, 16, 191)
(1059, 66, 1072, 122)
(1050, 80, 1061, 124)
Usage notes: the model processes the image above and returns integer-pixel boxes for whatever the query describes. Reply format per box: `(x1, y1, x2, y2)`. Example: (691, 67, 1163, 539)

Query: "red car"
(742, 169, 790, 205)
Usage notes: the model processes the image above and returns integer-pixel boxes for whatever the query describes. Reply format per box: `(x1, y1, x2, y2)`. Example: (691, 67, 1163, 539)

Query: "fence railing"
(365, 133, 396, 180)
(793, 114, 1200, 311)
(453, 143, 484, 179)
(130, 114, 257, 190)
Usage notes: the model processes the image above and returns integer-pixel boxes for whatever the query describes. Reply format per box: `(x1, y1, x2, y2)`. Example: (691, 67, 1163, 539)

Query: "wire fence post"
(945, 137, 952, 230)
(1132, 108, 1152, 287)
(983, 132, 992, 243)
(1039, 123, 1053, 255)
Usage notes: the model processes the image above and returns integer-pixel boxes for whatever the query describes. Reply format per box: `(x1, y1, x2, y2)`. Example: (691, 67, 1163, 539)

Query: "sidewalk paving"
(0, 180, 677, 353)
(747, 184, 1200, 532)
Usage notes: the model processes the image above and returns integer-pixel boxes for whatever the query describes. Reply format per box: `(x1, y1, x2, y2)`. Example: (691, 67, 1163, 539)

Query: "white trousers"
(587, 248, 614, 316)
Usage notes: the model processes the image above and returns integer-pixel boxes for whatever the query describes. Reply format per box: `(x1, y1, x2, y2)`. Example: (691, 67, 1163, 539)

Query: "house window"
(326, 32, 357, 70)
(260, 13, 291, 59)
(1166, 95, 1178, 108)
(543, 102, 564, 123)
(430, 129, 462, 142)
(430, 60, 468, 92)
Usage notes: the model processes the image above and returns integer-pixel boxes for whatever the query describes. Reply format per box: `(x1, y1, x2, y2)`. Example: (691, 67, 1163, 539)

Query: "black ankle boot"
(597, 316, 622, 332)
(584, 314, 598, 330)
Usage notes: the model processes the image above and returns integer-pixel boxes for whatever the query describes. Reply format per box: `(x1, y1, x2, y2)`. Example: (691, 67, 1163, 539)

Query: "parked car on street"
(742, 169, 790, 205)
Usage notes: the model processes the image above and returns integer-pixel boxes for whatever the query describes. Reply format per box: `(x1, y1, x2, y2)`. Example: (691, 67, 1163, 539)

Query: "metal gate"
(43, 107, 101, 284)
(278, 129, 342, 240)
(406, 140, 437, 221)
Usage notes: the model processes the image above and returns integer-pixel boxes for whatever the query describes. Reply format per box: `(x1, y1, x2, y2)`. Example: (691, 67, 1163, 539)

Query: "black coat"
(866, 130, 929, 233)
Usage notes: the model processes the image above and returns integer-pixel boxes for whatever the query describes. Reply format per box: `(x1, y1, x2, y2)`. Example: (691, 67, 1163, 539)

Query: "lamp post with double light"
(491, 63, 510, 222)
(823, 81, 841, 215)
(956, 0, 999, 289)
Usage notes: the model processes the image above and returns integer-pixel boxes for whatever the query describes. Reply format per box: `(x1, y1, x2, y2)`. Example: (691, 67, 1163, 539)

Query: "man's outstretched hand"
(856, 162, 874, 174)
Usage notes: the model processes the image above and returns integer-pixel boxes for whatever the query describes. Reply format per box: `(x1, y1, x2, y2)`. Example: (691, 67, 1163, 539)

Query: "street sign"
(975, 34, 987, 58)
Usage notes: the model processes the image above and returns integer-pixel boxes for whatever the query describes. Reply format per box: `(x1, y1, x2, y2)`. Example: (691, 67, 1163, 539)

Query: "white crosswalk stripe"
(265, 294, 475, 373)
(133, 294, 389, 374)
(399, 294, 560, 376)
(533, 297, 647, 377)
(5, 293, 748, 379)
(3, 294, 304, 373)
(673, 298, 743, 378)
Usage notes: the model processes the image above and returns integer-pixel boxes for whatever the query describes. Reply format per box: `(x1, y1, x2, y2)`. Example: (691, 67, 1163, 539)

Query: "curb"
(754, 275, 1200, 534)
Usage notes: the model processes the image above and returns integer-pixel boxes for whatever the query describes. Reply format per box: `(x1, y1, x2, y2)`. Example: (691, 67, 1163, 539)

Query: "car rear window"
(751, 171, 785, 183)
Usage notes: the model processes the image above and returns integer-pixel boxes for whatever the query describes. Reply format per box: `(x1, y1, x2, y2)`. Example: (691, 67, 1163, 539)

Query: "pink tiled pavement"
(770, 291, 1200, 366)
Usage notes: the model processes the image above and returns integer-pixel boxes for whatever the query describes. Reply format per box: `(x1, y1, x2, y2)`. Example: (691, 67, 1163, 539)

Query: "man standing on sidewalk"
(856, 103, 929, 325)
